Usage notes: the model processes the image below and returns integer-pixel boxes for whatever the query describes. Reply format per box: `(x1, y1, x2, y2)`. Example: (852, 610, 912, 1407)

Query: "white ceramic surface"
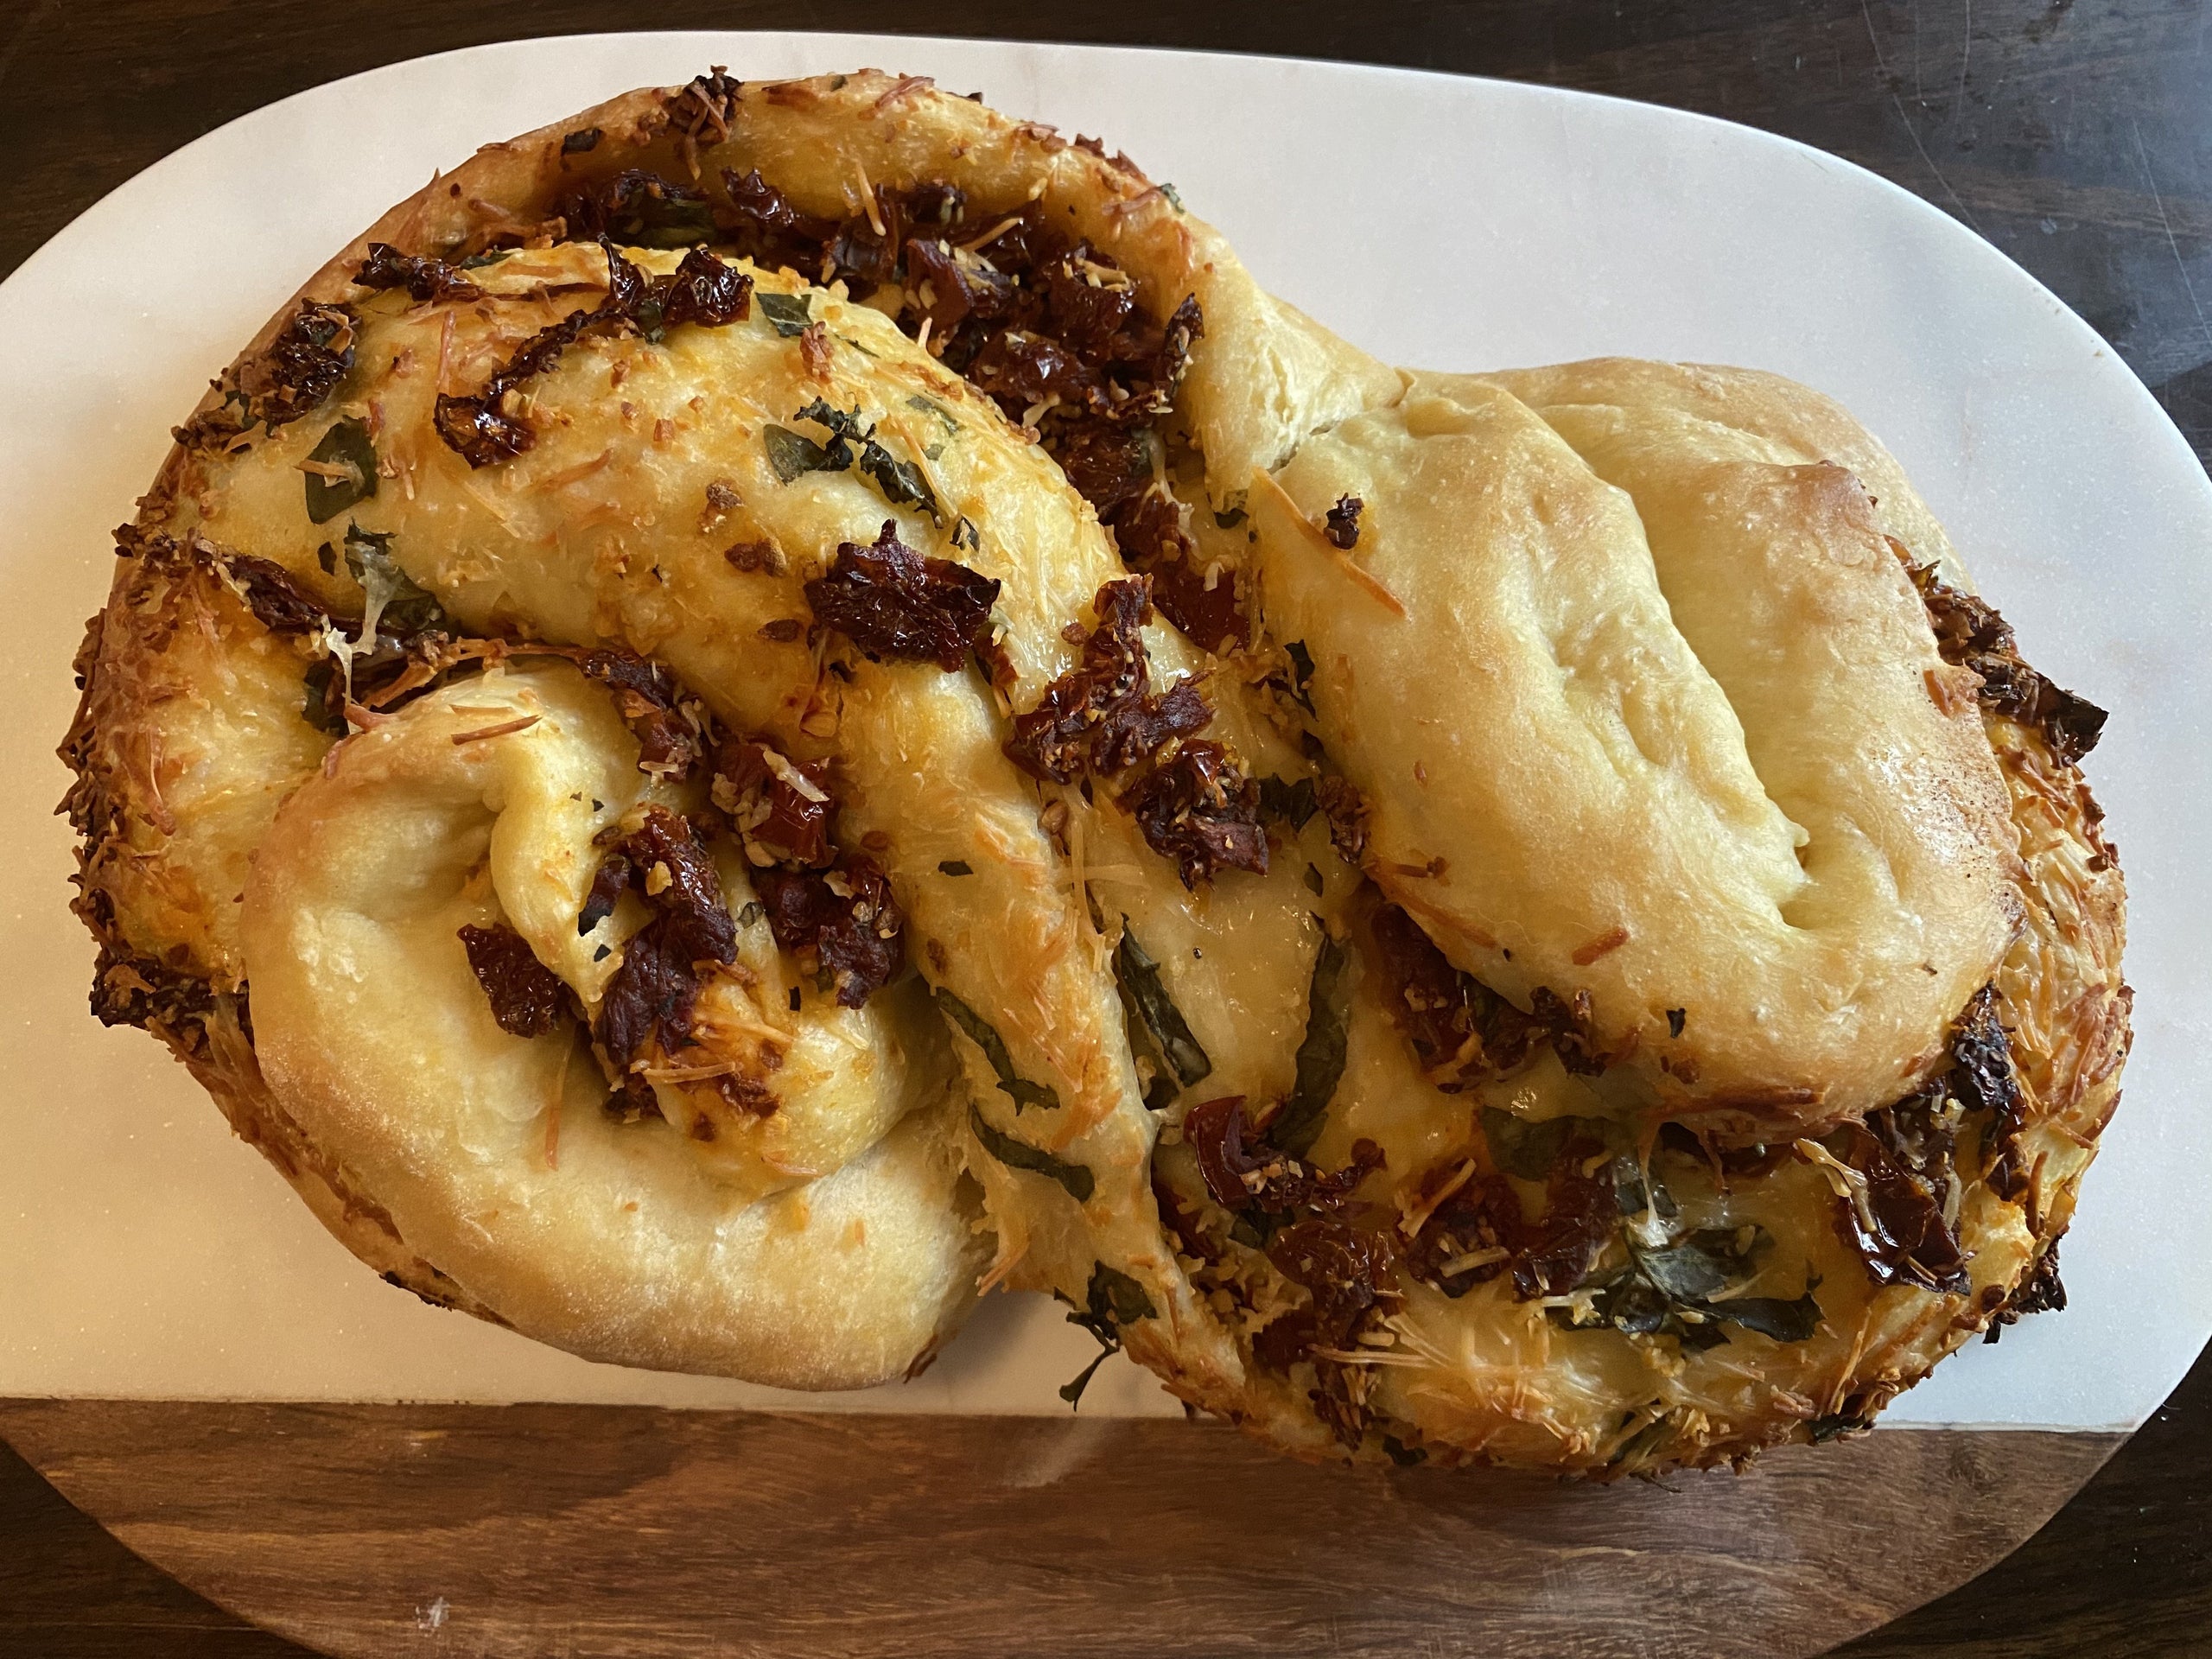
(0, 32, 2202, 1429)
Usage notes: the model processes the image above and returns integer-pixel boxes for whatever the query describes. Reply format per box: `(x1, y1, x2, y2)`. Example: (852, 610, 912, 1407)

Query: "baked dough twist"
(62, 68, 2126, 1470)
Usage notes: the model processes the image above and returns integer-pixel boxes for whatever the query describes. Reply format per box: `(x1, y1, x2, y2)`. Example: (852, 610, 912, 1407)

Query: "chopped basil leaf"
(561, 127, 602, 154)
(1269, 926, 1351, 1158)
(764, 424, 836, 483)
(1808, 1412, 1873, 1444)
(758, 291, 813, 337)
(1283, 639, 1317, 715)
(906, 392, 960, 434)
(341, 523, 446, 639)
(735, 901, 765, 929)
(950, 516, 980, 551)
(1477, 1107, 1629, 1183)
(937, 860, 974, 877)
(969, 1103, 1092, 1203)
(1114, 921, 1211, 1096)
(1057, 1261, 1155, 1408)
(626, 194, 719, 249)
(936, 988, 1061, 1112)
(300, 658, 346, 734)
(860, 436, 941, 521)
(303, 416, 378, 524)
(1257, 773, 1319, 831)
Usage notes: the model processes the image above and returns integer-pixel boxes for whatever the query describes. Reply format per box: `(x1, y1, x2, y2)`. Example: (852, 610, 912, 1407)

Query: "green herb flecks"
(937, 860, 974, 877)
(938, 988, 1061, 1113)
(300, 658, 346, 734)
(1256, 774, 1319, 831)
(969, 1103, 1092, 1204)
(341, 523, 446, 640)
(1268, 925, 1351, 1158)
(757, 291, 813, 337)
(860, 440, 941, 521)
(1058, 1262, 1157, 1408)
(1479, 1107, 1624, 1182)
(763, 424, 837, 483)
(1114, 921, 1211, 1110)
(1283, 640, 1318, 715)
(303, 416, 378, 524)
(791, 397, 941, 522)
(1551, 1160, 1822, 1349)
(906, 392, 960, 434)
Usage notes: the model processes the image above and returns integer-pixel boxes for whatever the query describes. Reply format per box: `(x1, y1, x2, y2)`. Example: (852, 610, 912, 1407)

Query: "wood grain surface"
(0, 1401, 2128, 1659)
(2, 2, 2205, 1656)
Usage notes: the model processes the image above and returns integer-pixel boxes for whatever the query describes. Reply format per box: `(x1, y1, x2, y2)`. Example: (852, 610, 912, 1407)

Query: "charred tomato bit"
(1322, 495, 1363, 550)
(180, 302, 359, 447)
(712, 735, 835, 868)
(457, 923, 573, 1038)
(593, 807, 739, 1069)
(672, 175, 1233, 651)
(1182, 1096, 1394, 1448)
(1002, 577, 1211, 783)
(555, 168, 721, 248)
(575, 647, 701, 778)
(1819, 1094, 1973, 1295)
(353, 244, 484, 302)
(752, 856, 906, 1008)
(1984, 1233, 2067, 1342)
(435, 240, 751, 467)
(1116, 738, 1268, 889)
(803, 519, 999, 671)
(223, 554, 328, 636)
(1402, 1126, 1620, 1301)
(1904, 550, 2107, 765)
(1948, 983, 2028, 1199)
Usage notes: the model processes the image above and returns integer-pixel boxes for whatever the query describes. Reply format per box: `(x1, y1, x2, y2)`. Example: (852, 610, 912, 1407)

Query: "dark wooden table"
(2, 3, 2204, 1654)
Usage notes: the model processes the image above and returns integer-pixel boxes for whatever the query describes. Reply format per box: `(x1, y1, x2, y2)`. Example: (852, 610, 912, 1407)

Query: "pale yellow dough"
(61, 71, 2124, 1471)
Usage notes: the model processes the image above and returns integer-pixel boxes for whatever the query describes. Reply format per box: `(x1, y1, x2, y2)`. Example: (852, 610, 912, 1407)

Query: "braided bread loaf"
(63, 68, 2126, 1471)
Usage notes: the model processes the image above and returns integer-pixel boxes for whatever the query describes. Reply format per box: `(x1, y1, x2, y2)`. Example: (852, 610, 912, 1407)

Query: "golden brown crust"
(63, 69, 2126, 1467)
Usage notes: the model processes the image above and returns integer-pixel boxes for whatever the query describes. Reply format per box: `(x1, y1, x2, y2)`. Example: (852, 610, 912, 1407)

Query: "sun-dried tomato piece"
(353, 244, 483, 303)
(592, 808, 738, 1067)
(1002, 578, 1211, 783)
(659, 245, 753, 327)
(967, 330, 1105, 416)
(1906, 554, 2107, 765)
(229, 301, 356, 432)
(753, 856, 906, 1007)
(1116, 737, 1268, 887)
(903, 235, 1018, 333)
(804, 520, 1000, 671)
(576, 647, 700, 778)
(556, 168, 720, 247)
(225, 555, 327, 637)
(1823, 1116, 1973, 1294)
(1404, 1124, 1618, 1301)
(713, 736, 835, 868)
(1322, 495, 1363, 550)
(458, 923, 572, 1038)
(435, 240, 751, 467)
